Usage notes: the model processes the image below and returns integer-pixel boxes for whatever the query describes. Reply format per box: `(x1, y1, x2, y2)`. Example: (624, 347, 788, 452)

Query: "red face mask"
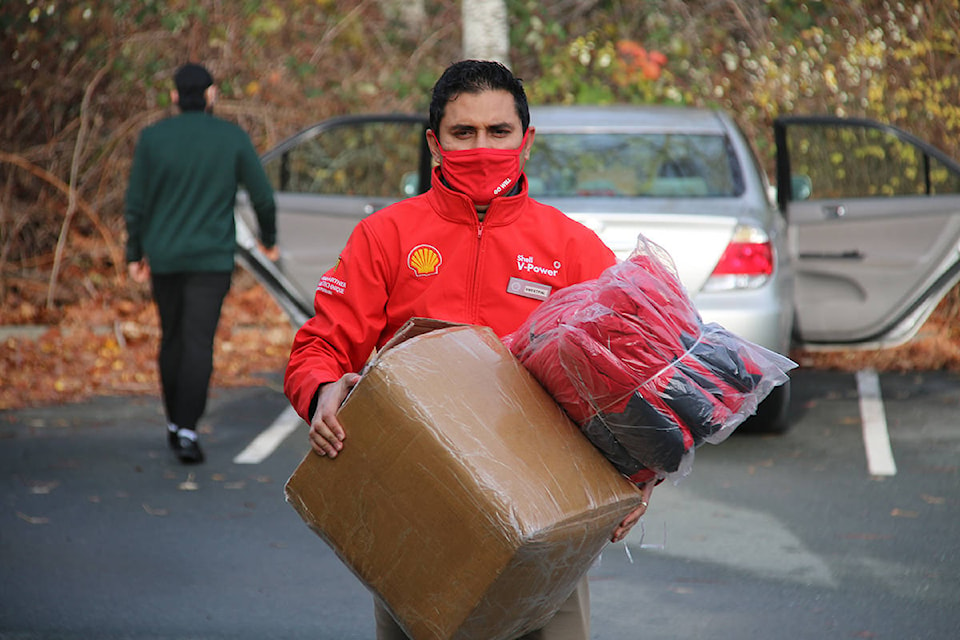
(435, 131, 530, 206)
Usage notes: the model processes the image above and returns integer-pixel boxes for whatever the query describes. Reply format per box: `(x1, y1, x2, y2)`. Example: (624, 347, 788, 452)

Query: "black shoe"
(176, 431, 205, 464)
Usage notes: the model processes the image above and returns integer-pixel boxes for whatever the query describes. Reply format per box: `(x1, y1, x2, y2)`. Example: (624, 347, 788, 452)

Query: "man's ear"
(426, 129, 442, 165)
(204, 85, 217, 106)
(170, 89, 179, 106)
(521, 126, 536, 163)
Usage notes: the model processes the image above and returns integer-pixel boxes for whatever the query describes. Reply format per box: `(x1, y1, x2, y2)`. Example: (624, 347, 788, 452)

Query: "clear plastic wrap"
(504, 235, 797, 485)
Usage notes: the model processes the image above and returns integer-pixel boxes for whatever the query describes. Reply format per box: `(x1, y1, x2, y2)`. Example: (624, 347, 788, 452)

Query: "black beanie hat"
(174, 64, 214, 111)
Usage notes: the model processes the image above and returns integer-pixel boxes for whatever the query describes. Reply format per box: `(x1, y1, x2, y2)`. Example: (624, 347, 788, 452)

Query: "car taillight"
(704, 225, 773, 292)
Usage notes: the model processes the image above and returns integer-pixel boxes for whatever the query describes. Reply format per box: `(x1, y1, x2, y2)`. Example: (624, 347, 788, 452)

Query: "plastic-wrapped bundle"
(504, 236, 797, 485)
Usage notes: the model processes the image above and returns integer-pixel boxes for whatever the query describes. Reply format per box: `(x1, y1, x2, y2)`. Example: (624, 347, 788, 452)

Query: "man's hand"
(127, 260, 150, 283)
(260, 243, 280, 262)
(610, 481, 655, 543)
(309, 373, 361, 457)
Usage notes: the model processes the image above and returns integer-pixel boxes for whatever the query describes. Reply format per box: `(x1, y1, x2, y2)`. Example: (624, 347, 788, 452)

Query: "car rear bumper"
(694, 288, 792, 355)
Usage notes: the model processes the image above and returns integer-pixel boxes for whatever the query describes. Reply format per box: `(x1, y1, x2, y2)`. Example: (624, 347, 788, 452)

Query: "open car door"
(235, 114, 431, 325)
(775, 115, 960, 348)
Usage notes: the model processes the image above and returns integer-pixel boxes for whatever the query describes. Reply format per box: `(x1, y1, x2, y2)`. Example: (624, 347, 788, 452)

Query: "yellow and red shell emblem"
(407, 244, 442, 277)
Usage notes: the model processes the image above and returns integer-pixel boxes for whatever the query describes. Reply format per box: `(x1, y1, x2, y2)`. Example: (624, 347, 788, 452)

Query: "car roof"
(529, 105, 730, 135)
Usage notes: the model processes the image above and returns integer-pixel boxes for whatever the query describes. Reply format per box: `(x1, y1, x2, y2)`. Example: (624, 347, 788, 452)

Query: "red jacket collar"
(425, 166, 529, 227)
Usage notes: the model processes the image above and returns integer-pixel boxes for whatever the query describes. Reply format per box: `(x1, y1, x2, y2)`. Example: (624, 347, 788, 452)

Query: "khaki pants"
(374, 575, 590, 640)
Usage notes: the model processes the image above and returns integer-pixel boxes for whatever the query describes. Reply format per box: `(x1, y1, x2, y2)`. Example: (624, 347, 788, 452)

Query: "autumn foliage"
(0, 268, 293, 410)
(3, 1, 960, 410)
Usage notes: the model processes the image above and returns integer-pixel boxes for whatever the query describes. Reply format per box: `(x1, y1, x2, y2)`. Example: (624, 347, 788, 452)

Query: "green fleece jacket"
(124, 111, 276, 273)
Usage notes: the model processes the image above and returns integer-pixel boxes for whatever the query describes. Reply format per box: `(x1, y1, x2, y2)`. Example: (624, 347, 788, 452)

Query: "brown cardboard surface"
(285, 321, 643, 640)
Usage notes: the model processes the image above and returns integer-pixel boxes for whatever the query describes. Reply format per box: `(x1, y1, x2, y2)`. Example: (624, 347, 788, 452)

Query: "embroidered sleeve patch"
(318, 274, 347, 295)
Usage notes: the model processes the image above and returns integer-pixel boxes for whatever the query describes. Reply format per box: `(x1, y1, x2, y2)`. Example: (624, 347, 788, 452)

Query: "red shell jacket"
(284, 168, 616, 422)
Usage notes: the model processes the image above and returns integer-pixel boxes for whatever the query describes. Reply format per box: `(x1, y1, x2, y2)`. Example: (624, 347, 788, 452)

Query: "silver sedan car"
(236, 106, 960, 432)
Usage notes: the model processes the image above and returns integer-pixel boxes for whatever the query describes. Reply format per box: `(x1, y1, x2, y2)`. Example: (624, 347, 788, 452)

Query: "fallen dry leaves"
(3, 262, 960, 411)
(0, 269, 295, 411)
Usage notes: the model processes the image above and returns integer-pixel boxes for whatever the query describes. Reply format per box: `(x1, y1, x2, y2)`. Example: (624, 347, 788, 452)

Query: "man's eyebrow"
(448, 121, 515, 132)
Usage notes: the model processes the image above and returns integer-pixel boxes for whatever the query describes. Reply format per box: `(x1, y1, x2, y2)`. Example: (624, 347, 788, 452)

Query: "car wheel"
(739, 380, 792, 434)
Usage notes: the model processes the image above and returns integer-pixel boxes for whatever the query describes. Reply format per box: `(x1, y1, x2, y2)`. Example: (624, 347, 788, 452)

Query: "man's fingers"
(610, 482, 656, 543)
(309, 419, 344, 457)
(309, 430, 342, 457)
(308, 374, 358, 458)
(640, 480, 655, 504)
(611, 506, 643, 542)
(308, 373, 362, 458)
(308, 432, 328, 457)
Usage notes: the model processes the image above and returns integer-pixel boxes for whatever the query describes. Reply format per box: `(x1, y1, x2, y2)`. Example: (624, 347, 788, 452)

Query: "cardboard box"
(285, 320, 643, 640)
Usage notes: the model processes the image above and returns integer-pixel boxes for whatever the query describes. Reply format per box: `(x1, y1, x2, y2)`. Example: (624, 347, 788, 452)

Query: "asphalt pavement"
(2, 369, 959, 639)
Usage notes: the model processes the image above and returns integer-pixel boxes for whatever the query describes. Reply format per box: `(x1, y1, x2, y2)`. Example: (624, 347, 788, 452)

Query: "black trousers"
(150, 271, 232, 431)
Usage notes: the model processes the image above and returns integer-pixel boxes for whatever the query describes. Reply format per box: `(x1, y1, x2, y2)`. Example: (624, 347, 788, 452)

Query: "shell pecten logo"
(407, 244, 442, 277)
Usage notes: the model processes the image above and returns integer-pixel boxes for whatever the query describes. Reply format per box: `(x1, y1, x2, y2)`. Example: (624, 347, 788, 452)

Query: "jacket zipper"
(468, 222, 484, 321)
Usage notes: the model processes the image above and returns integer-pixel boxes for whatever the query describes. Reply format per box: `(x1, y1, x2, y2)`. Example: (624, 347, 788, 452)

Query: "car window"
(263, 120, 425, 198)
(783, 123, 960, 199)
(526, 133, 742, 197)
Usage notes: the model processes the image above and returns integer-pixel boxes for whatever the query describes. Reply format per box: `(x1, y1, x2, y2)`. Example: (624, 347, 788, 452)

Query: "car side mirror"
(791, 174, 813, 201)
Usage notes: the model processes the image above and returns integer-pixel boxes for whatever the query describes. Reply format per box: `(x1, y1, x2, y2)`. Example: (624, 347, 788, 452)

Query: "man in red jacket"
(284, 59, 653, 640)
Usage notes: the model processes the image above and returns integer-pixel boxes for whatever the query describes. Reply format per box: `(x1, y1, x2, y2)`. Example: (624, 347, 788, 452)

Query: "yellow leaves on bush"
(249, 5, 286, 37)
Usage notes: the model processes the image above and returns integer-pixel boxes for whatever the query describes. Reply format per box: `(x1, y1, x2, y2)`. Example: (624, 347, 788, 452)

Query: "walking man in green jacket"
(124, 63, 278, 463)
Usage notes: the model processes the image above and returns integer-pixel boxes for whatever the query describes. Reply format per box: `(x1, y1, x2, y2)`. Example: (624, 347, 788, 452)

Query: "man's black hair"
(428, 60, 530, 134)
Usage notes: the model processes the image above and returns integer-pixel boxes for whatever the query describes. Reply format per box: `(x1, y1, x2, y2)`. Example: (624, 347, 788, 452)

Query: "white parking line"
(233, 405, 303, 464)
(855, 369, 897, 476)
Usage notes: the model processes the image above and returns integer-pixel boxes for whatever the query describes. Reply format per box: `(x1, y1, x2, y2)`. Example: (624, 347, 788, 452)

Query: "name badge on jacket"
(507, 277, 552, 301)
